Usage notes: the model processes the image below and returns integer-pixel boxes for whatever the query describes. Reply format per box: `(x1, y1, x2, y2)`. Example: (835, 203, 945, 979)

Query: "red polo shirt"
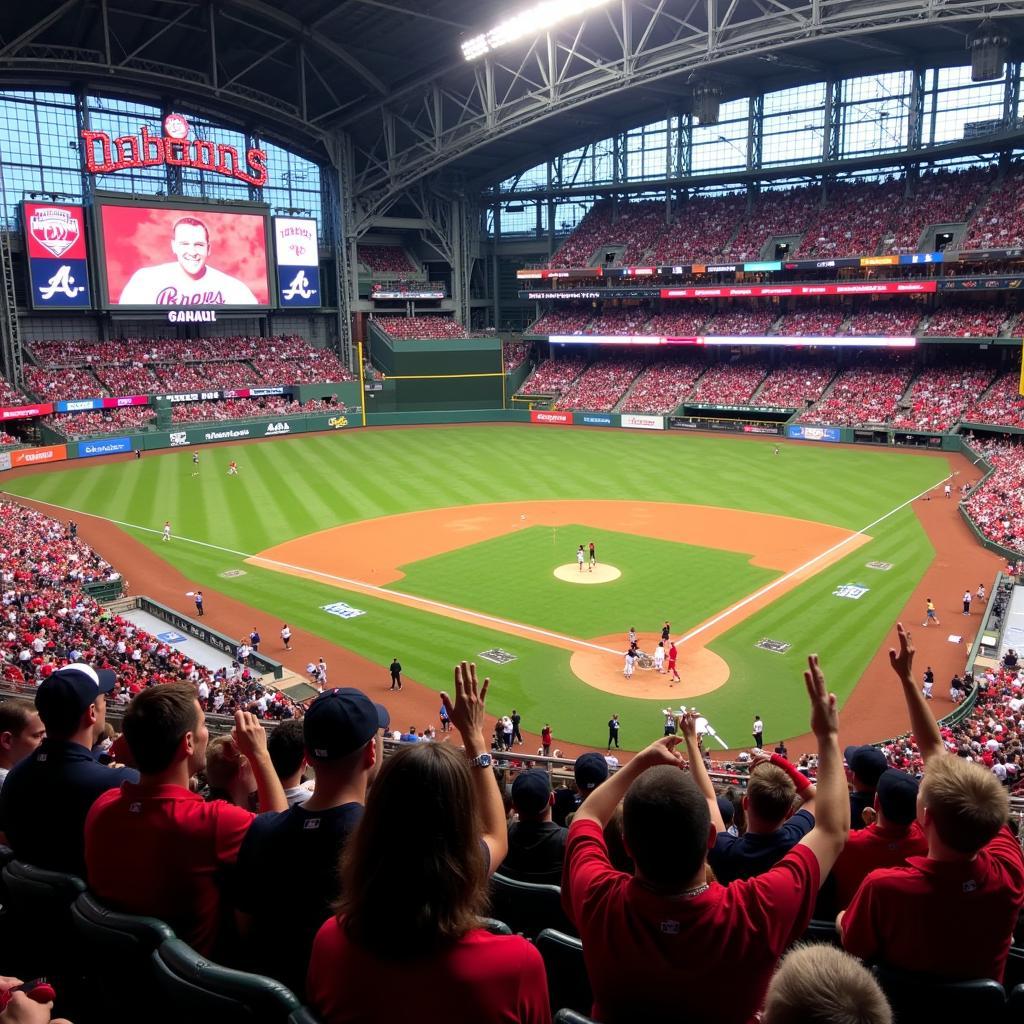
(831, 821, 928, 909)
(562, 818, 819, 1024)
(84, 781, 254, 956)
(842, 826, 1024, 981)
(307, 919, 550, 1024)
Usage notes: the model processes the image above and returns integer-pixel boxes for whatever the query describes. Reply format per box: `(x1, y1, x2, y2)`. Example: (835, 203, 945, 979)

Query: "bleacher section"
(371, 316, 468, 339)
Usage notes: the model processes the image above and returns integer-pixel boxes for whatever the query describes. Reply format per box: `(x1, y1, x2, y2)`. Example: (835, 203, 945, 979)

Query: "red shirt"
(831, 821, 929, 909)
(842, 826, 1024, 981)
(668, 648, 678, 667)
(307, 918, 550, 1024)
(562, 818, 819, 1024)
(542, 728, 552, 745)
(84, 782, 254, 956)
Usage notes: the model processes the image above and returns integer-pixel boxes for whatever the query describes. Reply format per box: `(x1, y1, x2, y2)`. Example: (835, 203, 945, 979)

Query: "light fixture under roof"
(461, 0, 613, 61)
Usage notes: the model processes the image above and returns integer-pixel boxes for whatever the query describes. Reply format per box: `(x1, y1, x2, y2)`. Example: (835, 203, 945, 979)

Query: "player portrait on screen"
(117, 216, 259, 305)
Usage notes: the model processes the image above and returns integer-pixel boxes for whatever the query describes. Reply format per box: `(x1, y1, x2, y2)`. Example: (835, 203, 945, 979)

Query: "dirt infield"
(249, 500, 866, 698)
(2, 435, 1003, 760)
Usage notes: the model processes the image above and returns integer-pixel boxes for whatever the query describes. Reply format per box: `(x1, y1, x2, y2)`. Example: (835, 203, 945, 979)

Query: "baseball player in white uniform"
(653, 641, 665, 673)
(623, 650, 635, 679)
(162, 520, 171, 542)
(577, 545, 585, 572)
(118, 217, 259, 305)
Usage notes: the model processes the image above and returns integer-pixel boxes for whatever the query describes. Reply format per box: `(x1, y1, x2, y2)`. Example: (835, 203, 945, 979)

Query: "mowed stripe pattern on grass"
(2, 426, 950, 746)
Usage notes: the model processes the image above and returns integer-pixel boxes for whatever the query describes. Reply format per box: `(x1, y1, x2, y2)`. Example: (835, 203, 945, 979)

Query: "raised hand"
(677, 709, 701, 742)
(634, 734, 685, 770)
(231, 710, 269, 760)
(804, 654, 839, 738)
(440, 660, 490, 747)
(888, 622, 915, 683)
(750, 749, 773, 768)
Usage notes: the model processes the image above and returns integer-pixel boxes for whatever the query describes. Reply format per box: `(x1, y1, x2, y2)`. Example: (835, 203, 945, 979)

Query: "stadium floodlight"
(461, 0, 613, 61)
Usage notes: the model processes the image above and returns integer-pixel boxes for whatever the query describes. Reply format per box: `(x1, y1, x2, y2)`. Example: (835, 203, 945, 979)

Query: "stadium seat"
(287, 1009, 324, 1024)
(70, 891, 175, 1023)
(536, 928, 592, 1015)
(150, 937, 302, 1024)
(872, 964, 1005, 1018)
(489, 872, 576, 938)
(480, 916, 513, 935)
(553, 1010, 597, 1024)
(1003, 945, 1024, 990)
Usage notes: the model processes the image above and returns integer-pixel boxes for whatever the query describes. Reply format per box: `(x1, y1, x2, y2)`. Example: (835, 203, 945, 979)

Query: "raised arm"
(889, 622, 945, 763)
(573, 736, 685, 828)
(679, 711, 726, 832)
(442, 661, 508, 873)
(232, 711, 288, 813)
(751, 748, 816, 811)
(796, 655, 849, 879)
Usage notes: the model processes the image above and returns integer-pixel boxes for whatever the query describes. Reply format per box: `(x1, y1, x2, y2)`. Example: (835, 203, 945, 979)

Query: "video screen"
(97, 201, 271, 308)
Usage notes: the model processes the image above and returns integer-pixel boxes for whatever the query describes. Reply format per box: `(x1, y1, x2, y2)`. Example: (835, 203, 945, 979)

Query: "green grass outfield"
(2, 426, 947, 747)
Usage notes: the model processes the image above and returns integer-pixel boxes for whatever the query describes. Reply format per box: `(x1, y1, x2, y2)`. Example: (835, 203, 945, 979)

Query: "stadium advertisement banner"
(372, 291, 446, 300)
(787, 424, 841, 443)
(22, 202, 92, 310)
(274, 217, 321, 308)
(659, 281, 936, 299)
(144, 413, 358, 451)
(620, 414, 664, 430)
(516, 268, 602, 279)
(530, 410, 571, 425)
(221, 387, 290, 399)
(104, 395, 150, 408)
(0, 403, 53, 421)
(56, 398, 104, 413)
(77, 437, 132, 458)
(0, 452, 10, 471)
(96, 199, 272, 310)
(575, 413, 618, 427)
(10, 444, 67, 468)
(937, 276, 1024, 291)
(161, 391, 223, 403)
(551, 335, 915, 349)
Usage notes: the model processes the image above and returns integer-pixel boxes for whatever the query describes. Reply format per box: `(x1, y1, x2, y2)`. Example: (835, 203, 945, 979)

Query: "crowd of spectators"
(550, 200, 665, 268)
(964, 436, 1024, 555)
(689, 360, 769, 404)
(249, 349, 353, 384)
(153, 361, 265, 392)
(642, 307, 713, 337)
(776, 308, 846, 336)
(24, 366, 104, 402)
(961, 164, 1024, 251)
(0, 428, 18, 446)
(963, 371, 1024, 428)
(844, 302, 923, 337)
(528, 309, 593, 335)
(703, 307, 778, 336)
(502, 340, 532, 372)
(923, 304, 1011, 338)
(0, 370, 25, 407)
(169, 396, 295, 424)
(619, 358, 704, 414)
(799, 359, 915, 426)
(649, 194, 748, 264)
(884, 166, 992, 254)
(756, 360, 837, 409)
(724, 185, 821, 260)
(42, 406, 155, 439)
(517, 356, 587, 395)
(796, 179, 901, 260)
(358, 245, 416, 273)
(92, 364, 159, 396)
(554, 359, 643, 412)
(371, 316, 468, 340)
(579, 306, 652, 335)
(890, 365, 996, 432)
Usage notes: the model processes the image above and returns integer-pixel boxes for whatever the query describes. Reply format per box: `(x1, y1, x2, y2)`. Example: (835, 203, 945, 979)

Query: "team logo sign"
(30, 207, 80, 257)
(833, 583, 870, 600)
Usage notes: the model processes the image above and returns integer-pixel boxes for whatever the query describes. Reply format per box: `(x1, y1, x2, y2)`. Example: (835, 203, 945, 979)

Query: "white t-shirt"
(653, 647, 665, 666)
(118, 263, 259, 305)
(753, 718, 763, 735)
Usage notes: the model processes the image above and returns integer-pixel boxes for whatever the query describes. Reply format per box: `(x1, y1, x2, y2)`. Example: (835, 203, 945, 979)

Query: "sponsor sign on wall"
(10, 445, 67, 468)
(22, 202, 92, 309)
(274, 217, 321, 308)
(620, 413, 664, 430)
(577, 413, 615, 427)
(530, 410, 571, 425)
(787, 424, 841, 443)
(77, 437, 132, 458)
(0, 404, 53, 422)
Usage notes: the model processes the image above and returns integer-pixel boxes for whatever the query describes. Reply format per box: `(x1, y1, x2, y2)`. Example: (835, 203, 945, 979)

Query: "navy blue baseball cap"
(844, 745, 888, 788)
(304, 687, 390, 760)
(512, 769, 552, 816)
(574, 751, 610, 791)
(876, 768, 919, 825)
(36, 664, 116, 726)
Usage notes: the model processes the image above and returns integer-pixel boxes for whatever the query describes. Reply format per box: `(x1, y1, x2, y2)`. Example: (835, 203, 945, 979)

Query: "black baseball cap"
(303, 687, 390, 761)
(36, 664, 116, 727)
(574, 751, 609, 791)
(844, 745, 888, 788)
(876, 768, 919, 825)
(512, 769, 552, 816)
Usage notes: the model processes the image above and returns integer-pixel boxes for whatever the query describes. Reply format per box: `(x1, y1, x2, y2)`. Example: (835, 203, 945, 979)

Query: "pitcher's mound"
(554, 563, 621, 584)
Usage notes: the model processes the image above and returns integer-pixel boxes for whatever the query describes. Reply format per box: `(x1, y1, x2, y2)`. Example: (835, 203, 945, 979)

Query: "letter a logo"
(283, 270, 315, 300)
(39, 265, 84, 300)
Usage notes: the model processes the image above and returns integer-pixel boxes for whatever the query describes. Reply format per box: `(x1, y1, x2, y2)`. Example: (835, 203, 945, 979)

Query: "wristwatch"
(468, 752, 493, 768)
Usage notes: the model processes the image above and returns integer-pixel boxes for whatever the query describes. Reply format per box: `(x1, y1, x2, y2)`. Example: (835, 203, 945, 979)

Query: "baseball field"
(1, 424, 989, 750)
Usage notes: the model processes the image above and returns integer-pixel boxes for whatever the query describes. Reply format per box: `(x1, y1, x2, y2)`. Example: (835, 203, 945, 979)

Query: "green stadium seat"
(489, 872, 576, 939)
(536, 927, 592, 1015)
(872, 964, 1005, 1017)
(70, 891, 175, 1023)
(151, 936, 302, 1024)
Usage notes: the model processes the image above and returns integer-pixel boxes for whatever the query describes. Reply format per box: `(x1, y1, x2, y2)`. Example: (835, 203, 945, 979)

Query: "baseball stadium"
(1, 1, 1024, 1021)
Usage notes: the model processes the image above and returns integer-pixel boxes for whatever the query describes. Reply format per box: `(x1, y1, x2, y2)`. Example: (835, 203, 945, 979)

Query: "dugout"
(365, 323, 506, 411)
(669, 403, 791, 435)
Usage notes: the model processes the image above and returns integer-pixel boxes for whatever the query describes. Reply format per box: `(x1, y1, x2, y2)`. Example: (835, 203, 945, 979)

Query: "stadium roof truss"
(2, 0, 1023, 224)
